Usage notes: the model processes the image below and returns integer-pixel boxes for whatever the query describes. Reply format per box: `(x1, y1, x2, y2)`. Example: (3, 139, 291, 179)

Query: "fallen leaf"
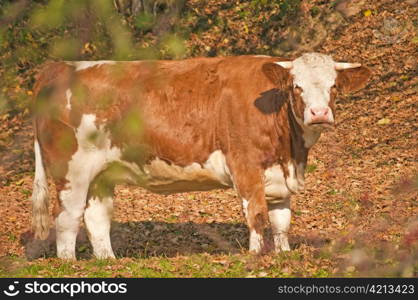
(363, 9, 372, 17)
(15, 179, 24, 186)
(377, 118, 390, 125)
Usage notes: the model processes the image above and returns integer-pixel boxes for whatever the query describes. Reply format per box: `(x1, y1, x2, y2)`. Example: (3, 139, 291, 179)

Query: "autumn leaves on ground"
(0, 0, 417, 277)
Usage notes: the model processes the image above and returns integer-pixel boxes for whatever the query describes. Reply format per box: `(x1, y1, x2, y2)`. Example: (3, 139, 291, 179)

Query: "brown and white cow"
(31, 53, 371, 259)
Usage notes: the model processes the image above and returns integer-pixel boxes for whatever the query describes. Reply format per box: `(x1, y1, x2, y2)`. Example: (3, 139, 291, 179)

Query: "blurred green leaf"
(135, 12, 155, 31)
(306, 164, 317, 173)
(51, 38, 81, 60)
(161, 34, 186, 59)
(31, 0, 66, 29)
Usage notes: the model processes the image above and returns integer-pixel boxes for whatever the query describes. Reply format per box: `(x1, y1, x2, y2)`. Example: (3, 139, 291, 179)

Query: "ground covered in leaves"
(0, 0, 417, 277)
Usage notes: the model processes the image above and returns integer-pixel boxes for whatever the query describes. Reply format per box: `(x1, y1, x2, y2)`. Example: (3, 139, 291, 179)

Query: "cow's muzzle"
(306, 107, 334, 127)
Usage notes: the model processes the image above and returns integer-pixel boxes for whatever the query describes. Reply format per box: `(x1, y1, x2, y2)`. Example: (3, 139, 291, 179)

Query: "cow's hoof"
(94, 250, 116, 259)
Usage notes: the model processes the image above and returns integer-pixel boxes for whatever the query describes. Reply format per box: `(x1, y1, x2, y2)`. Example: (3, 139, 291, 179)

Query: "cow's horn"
(335, 62, 362, 70)
(275, 61, 293, 69)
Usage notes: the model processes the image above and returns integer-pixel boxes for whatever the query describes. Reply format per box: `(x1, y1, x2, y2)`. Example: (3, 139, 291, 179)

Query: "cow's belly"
(123, 150, 233, 194)
(263, 162, 304, 203)
(71, 114, 302, 197)
(118, 156, 304, 198)
(70, 114, 233, 194)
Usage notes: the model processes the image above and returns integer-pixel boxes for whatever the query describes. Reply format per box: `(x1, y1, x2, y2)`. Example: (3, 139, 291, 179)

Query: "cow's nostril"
(311, 107, 329, 116)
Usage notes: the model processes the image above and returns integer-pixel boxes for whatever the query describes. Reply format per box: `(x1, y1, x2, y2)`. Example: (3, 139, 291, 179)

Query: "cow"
(31, 53, 371, 259)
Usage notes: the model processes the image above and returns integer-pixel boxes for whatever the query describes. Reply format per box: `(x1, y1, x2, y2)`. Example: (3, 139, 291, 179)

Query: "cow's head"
(263, 52, 371, 129)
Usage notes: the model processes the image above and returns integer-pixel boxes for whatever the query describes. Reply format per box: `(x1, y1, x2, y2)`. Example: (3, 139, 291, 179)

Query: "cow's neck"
(286, 104, 321, 183)
(287, 107, 307, 163)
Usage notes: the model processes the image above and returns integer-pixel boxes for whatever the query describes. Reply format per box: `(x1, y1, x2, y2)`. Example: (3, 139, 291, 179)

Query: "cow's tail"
(32, 138, 50, 240)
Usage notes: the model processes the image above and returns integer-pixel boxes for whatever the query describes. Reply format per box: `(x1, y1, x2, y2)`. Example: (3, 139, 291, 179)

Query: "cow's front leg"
(234, 168, 269, 254)
(268, 199, 291, 252)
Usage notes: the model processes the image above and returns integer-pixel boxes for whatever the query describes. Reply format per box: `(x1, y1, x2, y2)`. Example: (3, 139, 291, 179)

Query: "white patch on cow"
(289, 95, 322, 147)
(32, 140, 50, 239)
(65, 89, 72, 110)
(66, 60, 116, 71)
(268, 199, 291, 252)
(285, 162, 299, 193)
(276, 61, 293, 69)
(141, 150, 232, 193)
(242, 198, 249, 219)
(56, 188, 83, 259)
(203, 150, 232, 185)
(264, 165, 288, 201)
(288, 78, 323, 149)
(33, 141, 48, 191)
(335, 62, 361, 70)
(289, 53, 337, 125)
(254, 55, 271, 58)
(56, 114, 122, 259)
(264, 162, 301, 202)
(84, 196, 115, 259)
(249, 229, 264, 253)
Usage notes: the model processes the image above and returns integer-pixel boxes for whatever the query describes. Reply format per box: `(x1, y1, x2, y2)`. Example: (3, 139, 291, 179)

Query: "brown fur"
(336, 66, 372, 94)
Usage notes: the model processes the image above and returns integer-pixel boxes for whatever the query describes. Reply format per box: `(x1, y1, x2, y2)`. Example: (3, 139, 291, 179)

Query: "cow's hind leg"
(56, 184, 89, 259)
(268, 199, 291, 252)
(84, 176, 115, 259)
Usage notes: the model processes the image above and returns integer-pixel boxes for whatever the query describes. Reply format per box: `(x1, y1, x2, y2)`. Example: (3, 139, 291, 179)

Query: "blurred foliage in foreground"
(0, 0, 417, 278)
(0, 0, 303, 116)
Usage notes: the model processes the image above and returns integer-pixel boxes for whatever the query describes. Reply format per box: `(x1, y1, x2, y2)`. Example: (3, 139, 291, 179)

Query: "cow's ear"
(336, 66, 371, 94)
(262, 62, 292, 88)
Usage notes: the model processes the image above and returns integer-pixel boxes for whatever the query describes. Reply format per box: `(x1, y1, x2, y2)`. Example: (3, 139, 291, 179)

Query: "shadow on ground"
(20, 221, 331, 260)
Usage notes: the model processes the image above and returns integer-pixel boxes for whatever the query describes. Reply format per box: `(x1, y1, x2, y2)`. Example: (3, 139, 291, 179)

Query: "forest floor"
(0, 0, 417, 277)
